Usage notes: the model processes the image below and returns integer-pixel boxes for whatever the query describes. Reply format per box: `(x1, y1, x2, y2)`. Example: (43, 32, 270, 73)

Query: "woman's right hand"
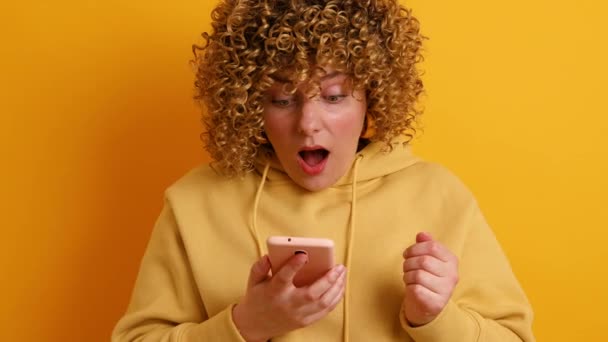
(232, 254, 346, 342)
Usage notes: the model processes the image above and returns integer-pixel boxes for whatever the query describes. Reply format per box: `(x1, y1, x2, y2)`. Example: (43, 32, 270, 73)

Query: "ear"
(360, 113, 376, 139)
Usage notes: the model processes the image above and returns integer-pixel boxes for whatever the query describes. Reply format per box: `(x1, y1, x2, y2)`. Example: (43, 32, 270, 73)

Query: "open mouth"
(297, 147, 330, 175)
(298, 148, 329, 167)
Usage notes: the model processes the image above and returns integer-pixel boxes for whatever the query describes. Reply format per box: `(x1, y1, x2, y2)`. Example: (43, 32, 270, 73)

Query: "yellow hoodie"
(112, 140, 534, 341)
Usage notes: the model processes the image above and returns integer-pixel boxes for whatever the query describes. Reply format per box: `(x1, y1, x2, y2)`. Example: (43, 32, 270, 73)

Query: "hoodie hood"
(253, 136, 422, 187)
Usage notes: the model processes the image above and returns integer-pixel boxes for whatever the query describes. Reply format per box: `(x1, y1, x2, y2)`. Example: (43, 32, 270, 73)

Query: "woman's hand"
(233, 254, 346, 342)
(402, 232, 459, 326)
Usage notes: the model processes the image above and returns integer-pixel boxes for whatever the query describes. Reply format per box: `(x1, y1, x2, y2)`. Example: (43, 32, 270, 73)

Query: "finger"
(271, 253, 308, 288)
(405, 283, 445, 317)
(317, 270, 346, 310)
(327, 281, 346, 309)
(403, 240, 452, 262)
(302, 275, 346, 322)
(247, 255, 271, 288)
(402, 255, 446, 277)
(403, 270, 443, 294)
(416, 231, 433, 243)
(306, 265, 345, 299)
(402, 232, 433, 258)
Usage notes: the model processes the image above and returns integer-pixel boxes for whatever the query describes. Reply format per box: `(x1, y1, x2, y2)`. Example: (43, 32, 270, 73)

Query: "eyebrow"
(270, 71, 342, 83)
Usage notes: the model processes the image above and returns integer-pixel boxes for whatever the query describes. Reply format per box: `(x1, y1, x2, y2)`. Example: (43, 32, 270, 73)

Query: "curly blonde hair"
(192, 0, 425, 176)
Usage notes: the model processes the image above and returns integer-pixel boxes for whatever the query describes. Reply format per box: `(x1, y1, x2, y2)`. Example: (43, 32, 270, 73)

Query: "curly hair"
(192, 0, 425, 176)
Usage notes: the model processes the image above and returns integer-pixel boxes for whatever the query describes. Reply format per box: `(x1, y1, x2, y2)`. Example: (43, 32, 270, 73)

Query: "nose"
(297, 99, 321, 136)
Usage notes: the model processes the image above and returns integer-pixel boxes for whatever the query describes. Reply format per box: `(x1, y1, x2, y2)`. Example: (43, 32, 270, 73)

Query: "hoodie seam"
(175, 323, 188, 342)
(461, 305, 482, 342)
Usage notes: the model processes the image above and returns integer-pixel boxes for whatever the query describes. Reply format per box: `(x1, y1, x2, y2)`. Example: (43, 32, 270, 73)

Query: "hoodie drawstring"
(343, 154, 362, 342)
(251, 162, 271, 258)
(250, 155, 363, 342)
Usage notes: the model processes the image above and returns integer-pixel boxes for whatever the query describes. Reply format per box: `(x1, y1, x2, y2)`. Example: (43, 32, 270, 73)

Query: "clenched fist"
(402, 232, 459, 326)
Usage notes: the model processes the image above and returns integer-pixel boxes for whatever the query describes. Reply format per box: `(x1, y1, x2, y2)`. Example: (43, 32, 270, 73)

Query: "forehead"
(269, 66, 349, 87)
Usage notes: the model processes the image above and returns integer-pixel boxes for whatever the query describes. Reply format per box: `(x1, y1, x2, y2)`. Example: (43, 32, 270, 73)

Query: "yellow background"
(1, 0, 606, 341)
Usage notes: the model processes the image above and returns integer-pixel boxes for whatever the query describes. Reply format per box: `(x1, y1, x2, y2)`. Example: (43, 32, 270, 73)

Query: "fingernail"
(336, 264, 345, 273)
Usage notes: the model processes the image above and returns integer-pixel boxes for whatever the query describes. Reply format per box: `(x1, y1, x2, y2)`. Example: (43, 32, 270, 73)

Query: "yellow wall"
(1, 0, 606, 341)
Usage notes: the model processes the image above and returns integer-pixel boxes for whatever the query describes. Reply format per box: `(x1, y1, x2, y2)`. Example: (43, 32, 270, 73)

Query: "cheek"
(337, 117, 363, 136)
(263, 114, 286, 138)
(344, 95, 367, 134)
(332, 108, 366, 139)
(263, 113, 295, 152)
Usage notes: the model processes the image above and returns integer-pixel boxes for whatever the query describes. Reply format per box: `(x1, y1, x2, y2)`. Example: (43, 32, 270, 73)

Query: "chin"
(295, 175, 338, 192)
(299, 183, 327, 192)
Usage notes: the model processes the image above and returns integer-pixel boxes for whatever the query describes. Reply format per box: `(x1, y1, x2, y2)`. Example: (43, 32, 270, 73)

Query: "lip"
(297, 145, 329, 176)
(299, 145, 326, 151)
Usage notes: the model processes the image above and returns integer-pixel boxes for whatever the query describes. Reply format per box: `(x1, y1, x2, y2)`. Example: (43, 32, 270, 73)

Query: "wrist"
(406, 316, 433, 327)
(402, 304, 435, 327)
(232, 303, 269, 342)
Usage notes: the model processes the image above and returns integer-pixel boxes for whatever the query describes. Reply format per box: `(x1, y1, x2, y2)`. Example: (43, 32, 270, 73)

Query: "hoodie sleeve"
(401, 202, 535, 342)
(111, 198, 246, 342)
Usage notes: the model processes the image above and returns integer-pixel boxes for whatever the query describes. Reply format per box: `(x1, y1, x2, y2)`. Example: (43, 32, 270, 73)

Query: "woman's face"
(262, 67, 366, 191)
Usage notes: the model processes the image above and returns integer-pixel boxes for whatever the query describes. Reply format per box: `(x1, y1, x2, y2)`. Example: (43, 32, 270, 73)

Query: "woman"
(112, 0, 534, 341)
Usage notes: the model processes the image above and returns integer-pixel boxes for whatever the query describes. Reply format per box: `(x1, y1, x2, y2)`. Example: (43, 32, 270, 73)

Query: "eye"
(271, 98, 294, 107)
(325, 95, 346, 103)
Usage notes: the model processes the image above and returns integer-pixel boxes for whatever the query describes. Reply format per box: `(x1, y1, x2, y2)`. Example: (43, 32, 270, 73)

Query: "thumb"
(272, 253, 308, 287)
(416, 231, 433, 243)
(247, 255, 271, 289)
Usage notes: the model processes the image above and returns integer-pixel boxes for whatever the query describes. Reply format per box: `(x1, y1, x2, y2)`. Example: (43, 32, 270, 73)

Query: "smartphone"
(266, 236, 335, 287)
